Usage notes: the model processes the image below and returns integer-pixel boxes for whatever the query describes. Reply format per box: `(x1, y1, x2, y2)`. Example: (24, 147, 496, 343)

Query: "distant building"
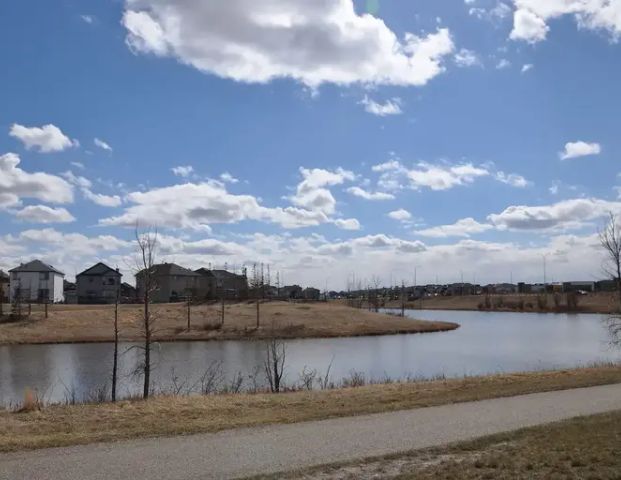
(64, 280, 77, 304)
(0, 270, 9, 303)
(446, 283, 475, 296)
(76, 262, 122, 304)
(120, 282, 138, 302)
(562, 281, 595, 293)
(489, 283, 518, 294)
(281, 285, 303, 299)
(135, 263, 202, 303)
(595, 279, 618, 292)
(9, 260, 65, 303)
(303, 287, 321, 300)
(211, 270, 248, 300)
(194, 268, 218, 300)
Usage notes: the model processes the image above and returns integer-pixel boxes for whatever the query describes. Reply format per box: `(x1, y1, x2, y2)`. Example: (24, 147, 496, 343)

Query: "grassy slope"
(278, 411, 621, 479)
(0, 301, 457, 345)
(1, 364, 620, 453)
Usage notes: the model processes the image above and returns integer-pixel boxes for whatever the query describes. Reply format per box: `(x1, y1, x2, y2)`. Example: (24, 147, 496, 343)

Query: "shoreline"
(1, 363, 620, 453)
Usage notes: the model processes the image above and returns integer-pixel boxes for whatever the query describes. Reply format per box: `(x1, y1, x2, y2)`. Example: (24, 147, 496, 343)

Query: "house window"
(40, 272, 49, 281)
(107, 278, 116, 285)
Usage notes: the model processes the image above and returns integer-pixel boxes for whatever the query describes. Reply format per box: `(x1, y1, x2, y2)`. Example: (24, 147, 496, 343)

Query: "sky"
(1, 0, 620, 289)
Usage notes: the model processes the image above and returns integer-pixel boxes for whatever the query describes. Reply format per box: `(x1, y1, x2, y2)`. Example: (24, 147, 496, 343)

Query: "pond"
(0, 309, 618, 406)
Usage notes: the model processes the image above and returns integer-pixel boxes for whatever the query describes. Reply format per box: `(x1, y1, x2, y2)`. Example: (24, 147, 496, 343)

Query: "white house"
(9, 260, 65, 303)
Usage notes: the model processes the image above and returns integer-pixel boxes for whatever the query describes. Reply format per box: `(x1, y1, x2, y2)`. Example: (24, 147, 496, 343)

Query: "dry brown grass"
(281, 410, 621, 480)
(0, 301, 457, 345)
(383, 292, 620, 314)
(1, 364, 620, 453)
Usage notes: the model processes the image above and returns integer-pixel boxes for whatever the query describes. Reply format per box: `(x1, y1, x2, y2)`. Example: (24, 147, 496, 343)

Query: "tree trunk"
(143, 295, 150, 399)
(112, 296, 119, 402)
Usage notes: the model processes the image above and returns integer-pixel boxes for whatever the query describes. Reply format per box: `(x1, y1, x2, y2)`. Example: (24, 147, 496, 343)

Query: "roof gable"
(77, 262, 122, 277)
(9, 259, 64, 276)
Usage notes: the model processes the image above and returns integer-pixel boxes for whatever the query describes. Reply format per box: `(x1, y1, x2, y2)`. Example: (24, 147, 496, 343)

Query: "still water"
(0, 310, 618, 405)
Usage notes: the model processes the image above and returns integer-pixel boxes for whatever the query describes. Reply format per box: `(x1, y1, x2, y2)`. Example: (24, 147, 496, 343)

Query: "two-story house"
(9, 260, 65, 303)
(135, 263, 203, 303)
(76, 262, 122, 304)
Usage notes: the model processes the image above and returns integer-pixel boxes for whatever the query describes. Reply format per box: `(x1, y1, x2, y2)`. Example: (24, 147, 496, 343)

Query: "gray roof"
(136, 263, 201, 277)
(212, 269, 245, 280)
(195, 268, 215, 277)
(9, 259, 64, 276)
(77, 262, 122, 278)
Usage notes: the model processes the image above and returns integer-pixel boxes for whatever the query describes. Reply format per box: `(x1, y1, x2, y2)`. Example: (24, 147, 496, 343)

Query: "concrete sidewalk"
(2, 383, 620, 480)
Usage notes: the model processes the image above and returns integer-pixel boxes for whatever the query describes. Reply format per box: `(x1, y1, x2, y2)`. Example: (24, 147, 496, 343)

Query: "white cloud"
(122, 1, 455, 88)
(415, 217, 493, 238)
(62, 170, 122, 207)
(521, 63, 534, 73)
(388, 209, 412, 221)
(359, 96, 403, 116)
(220, 172, 239, 184)
(290, 167, 355, 215)
(346, 186, 395, 201)
(71, 161, 85, 170)
(454, 48, 482, 67)
(407, 162, 490, 191)
(82, 189, 123, 208)
(99, 178, 357, 230)
(94, 138, 113, 151)
(0, 153, 73, 207)
(171, 165, 194, 178)
(9, 124, 77, 153)
(496, 58, 511, 69)
(510, 0, 621, 43)
(559, 141, 601, 160)
(81, 14, 95, 24)
(488, 197, 621, 231)
(495, 171, 531, 187)
(469, 2, 512, 22)
(14, 205, 76, 224)
(332, 218, 361, 230)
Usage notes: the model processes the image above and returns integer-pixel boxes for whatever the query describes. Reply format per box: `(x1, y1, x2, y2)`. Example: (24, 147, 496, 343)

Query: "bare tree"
(134, 226, 159, 399)
(264, 333, 286, 393)
(111, 271, 120, 402)
(599, 212, 621, 305)
(599, 213, 621, 347)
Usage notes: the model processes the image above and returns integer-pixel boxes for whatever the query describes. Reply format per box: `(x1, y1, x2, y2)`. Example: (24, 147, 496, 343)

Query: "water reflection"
(0, 310, 618, 405)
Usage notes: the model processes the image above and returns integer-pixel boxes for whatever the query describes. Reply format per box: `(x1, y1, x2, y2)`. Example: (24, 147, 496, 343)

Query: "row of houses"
(0, 260, 321, 304)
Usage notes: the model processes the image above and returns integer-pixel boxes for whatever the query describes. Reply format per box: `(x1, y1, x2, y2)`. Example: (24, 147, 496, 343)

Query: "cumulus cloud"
(415, 217, 493, 238)
(488, 197, 621, 231)
(359, 96, 403, 116)
(346, 186, 395, 200)
(559, 141, 601, 160)
(388, 209, 412, 221)
(290, 167, 355, 215)
(0, 153, 73, 207)
(496, 58, 511, 69)
(521, 63, 534, 73)
(220, 172, 239, 184)
(495, 171, 531, 187)
(9, 124, 77, 153)
(171, 165, 194, 178)
(510, 0, 621, 43)
(469, 2, 513, 22)
(122, 0, 455, 88)
(99, 178, 357, 230)
(94, 138, 113, 151)
(14, 205, 76, 224)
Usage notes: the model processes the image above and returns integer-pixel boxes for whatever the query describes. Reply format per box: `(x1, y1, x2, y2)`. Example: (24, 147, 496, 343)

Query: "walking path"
(2, 383, 621, 480)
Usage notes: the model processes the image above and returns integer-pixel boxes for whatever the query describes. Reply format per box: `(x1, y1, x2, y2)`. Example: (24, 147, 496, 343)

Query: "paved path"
(2, 383, 621, 480)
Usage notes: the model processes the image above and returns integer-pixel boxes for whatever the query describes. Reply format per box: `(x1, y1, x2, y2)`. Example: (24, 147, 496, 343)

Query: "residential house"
(0, 270, 9, 303)
(120, 282, 138, 302)
(281, 285, 303, 299)
(194, 268, 218, 300)
(135, 263, 203, 303)
(303, 287, 321, 300)
(595, 279, 619, 292)
(211, 269, 248, 299)
(446, 283, 476, 296)
(64, 280, 77, 304)
(9, 260, 65, 303)
(489, 283, 518, 294)
(76, 262, 122, 304)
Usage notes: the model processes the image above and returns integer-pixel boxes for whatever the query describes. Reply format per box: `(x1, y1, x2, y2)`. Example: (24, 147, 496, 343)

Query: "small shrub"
(17, 388, 41, 413)
(342, 370, 366, 388)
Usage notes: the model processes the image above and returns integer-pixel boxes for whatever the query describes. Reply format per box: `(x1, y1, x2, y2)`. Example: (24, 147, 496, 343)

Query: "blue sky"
(1, 0, 620, 288)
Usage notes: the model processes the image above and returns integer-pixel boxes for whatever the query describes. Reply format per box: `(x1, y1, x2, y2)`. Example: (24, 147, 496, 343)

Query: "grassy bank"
(1, 364, 620, 453)
(383, 291, 620, 314)
(0, 301, 457, 345)
(277, 410, 621, 479)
